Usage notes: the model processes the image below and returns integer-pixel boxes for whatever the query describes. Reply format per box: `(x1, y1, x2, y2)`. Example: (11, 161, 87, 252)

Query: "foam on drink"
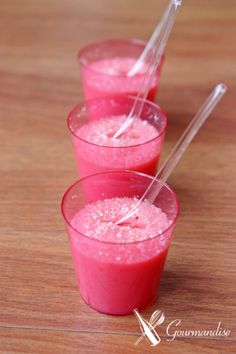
(71, 197, 170, 244)
(76, 115, 158, 147)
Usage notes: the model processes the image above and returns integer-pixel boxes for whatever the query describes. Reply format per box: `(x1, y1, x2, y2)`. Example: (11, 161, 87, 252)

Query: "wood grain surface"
(0, 0, 235, 353)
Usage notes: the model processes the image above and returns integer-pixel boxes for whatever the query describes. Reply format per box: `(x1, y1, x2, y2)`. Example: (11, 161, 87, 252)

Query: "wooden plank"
(0, 328, 235, 354)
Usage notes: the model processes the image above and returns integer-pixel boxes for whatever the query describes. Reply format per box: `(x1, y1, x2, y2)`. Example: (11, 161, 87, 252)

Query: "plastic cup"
(78, 39, 164, 101)
(67, 95, 168, 178)
(61, 171, 179, 315)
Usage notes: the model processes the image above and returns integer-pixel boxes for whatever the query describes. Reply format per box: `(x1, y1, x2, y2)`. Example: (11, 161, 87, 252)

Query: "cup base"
(79, 289, 159, 316)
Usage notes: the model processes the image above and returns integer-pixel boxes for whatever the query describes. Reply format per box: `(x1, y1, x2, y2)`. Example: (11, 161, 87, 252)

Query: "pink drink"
(78, 39, 164, 100)
(76, 115, 158, 176)
(61, 171, 179, 315)
(68, 95, 168, 178)
(71, 198, 170, 314)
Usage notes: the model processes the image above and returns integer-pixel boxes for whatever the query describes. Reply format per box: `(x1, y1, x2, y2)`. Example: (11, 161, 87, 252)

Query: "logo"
(134, 309, 165, 346)
(134, 309, 231, 347)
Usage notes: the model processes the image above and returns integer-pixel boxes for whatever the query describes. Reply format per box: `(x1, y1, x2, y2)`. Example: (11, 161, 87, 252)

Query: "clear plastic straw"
(115, 83, 227, 225)
(113, 0, 182, 139)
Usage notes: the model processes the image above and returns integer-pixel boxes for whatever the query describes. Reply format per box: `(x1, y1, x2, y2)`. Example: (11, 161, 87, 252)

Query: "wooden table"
(0, 0, 235, 352)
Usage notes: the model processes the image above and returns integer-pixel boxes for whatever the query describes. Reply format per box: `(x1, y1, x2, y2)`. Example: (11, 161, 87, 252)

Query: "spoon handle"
(115, 83, 227, 225)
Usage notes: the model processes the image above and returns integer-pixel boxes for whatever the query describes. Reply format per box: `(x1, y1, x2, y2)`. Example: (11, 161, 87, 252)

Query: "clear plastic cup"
(67, 95, 168, 178)
(78, 39, 164, 100)
(61, 170, 179, 315)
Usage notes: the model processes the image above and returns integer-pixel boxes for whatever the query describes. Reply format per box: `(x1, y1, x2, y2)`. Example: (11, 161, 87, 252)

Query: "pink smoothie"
(80, 57, 160, 100)
(69, 197, 172, 315)
(73, 115, 162, 178)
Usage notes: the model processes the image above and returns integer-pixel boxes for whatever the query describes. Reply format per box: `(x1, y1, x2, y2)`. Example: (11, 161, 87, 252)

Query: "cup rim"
(67, 95, 168, 149)
(77, 38, 164, 79)
(61, 170, 180, 245)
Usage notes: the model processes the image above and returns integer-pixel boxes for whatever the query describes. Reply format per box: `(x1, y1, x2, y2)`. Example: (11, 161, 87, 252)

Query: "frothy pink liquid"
(73, 115, 162, 178)
(80, 57, 160, 100)
(69, 197, 172, 315)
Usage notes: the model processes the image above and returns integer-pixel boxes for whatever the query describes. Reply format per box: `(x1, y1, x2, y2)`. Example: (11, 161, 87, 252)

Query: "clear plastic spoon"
(127, 0, 180, 77)
(113, 0, 182, 140)
(115, 83, 227, 226)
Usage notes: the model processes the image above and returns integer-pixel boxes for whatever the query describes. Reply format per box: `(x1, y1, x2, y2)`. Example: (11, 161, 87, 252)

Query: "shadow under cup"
(61, 171, 179, 315)
(67, 95, 168, 178)
(78, 39, 164, 101)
